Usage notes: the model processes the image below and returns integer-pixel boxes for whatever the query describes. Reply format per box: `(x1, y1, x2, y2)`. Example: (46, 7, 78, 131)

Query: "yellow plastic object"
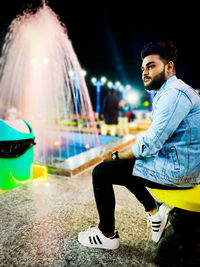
(31, 163, 47, 182)
(0, 188, 7, 194)
(0, 163, 47, 194)
(150, 185, 200, 212)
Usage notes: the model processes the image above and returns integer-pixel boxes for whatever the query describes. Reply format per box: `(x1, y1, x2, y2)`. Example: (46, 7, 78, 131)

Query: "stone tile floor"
(0, 166, 158, 266)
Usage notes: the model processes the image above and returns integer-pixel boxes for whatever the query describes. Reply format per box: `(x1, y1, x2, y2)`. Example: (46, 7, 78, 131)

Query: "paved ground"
(0, 166, 158, 266)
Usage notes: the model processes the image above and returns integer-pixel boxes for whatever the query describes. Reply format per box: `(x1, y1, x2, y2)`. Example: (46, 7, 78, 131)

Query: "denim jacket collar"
(153, 75, 177, 102)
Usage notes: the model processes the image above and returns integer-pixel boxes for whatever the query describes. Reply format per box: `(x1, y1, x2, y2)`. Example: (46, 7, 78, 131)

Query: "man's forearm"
(118, 146, 136, 160)
(101, 145, 136, 162)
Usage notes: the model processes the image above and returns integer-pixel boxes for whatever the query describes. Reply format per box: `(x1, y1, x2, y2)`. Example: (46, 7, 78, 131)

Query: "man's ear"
(166, 61, 175, 73)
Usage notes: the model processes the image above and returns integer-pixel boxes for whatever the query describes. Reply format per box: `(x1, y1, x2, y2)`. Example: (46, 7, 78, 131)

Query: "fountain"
(0, 1, 100, 170)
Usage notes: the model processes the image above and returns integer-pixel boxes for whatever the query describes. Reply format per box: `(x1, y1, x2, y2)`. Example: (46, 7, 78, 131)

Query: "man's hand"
(100, 151, 113, 162)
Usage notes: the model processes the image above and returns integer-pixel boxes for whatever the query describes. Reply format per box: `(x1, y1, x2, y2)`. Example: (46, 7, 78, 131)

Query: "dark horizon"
(0, 1, 199, 109)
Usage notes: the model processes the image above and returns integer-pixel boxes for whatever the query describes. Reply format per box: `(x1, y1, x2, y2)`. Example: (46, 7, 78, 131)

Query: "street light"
(91, 76, 107, 116)
(117, 84, 132, 98)
(69, 69, 87, 115)
(121, 84, 131, 98)
(107, 80, 121, 90)
(125, 85, 131, 90)
(125, 90, 139, 105)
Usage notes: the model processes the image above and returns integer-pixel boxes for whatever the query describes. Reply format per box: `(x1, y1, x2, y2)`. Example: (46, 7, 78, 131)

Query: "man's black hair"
(140, 41, 178, 64)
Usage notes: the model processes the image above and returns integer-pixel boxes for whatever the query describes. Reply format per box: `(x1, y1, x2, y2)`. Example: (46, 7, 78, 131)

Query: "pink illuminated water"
(0, 4, 99, 165)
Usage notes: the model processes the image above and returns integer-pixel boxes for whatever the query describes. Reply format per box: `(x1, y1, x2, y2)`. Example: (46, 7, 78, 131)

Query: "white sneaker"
(149, 203, 173, 243)
(78, 227, 120, 250)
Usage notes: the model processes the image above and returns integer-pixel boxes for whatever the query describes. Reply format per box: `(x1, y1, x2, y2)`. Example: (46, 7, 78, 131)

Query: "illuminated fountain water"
(0, 3, 99, 167)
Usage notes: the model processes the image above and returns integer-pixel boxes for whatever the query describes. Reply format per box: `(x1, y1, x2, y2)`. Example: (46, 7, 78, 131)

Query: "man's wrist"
(112, 151, 119, 160)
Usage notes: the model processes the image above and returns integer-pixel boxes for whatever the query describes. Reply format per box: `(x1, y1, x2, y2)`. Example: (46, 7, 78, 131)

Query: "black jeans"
(92, 159, 176, 233)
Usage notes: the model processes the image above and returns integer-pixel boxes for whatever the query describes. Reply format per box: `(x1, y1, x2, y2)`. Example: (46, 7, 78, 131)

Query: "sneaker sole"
(78, 233, 119, 250)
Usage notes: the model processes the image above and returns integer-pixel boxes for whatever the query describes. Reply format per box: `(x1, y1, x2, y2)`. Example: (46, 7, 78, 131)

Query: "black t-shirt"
(102, 94, 119, 124)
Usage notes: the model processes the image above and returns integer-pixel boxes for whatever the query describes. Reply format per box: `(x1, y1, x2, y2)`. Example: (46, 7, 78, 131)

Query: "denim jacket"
(132, 76, 200, 187)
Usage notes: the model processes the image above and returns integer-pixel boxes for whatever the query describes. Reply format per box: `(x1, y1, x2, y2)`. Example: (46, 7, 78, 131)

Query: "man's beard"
(143, 69, 166, 91)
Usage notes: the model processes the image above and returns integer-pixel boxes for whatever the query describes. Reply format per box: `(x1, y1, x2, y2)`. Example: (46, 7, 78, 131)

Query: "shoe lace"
(162, 203, 174, 214)
(89, 227, 99, 234)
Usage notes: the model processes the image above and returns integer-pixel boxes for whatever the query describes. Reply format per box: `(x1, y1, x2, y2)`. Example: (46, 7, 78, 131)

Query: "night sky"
(0, 1, 199, 108)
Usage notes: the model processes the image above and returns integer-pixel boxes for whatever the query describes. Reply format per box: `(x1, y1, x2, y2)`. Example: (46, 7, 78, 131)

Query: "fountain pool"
(0, 2, 100, 172)
(48, 133, 120, 162)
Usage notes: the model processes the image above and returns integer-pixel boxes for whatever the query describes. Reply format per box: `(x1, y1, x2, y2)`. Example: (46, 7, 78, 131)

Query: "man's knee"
(92, 162, 107, 185)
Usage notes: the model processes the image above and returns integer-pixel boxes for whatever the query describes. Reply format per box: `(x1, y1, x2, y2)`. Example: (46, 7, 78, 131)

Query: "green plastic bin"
(0, 120, 35, 190)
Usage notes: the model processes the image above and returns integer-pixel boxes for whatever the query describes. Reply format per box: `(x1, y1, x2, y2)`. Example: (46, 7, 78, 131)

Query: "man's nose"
(142, 68, 149, 76)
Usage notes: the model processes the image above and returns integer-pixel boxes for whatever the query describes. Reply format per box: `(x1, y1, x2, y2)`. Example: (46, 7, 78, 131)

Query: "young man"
(78, 41, 200, 249)
(101, 88, 119, 136)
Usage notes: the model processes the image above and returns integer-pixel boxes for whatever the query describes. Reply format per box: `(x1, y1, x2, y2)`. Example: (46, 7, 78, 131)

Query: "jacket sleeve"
(132, 88, 193, 158)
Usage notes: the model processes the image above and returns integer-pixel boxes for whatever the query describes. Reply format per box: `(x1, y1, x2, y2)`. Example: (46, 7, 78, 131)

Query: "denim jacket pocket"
(170, 146, 180, 170)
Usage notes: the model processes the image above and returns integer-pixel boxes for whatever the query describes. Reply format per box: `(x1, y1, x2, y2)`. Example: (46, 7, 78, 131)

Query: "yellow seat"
(150, 185, 200, 212)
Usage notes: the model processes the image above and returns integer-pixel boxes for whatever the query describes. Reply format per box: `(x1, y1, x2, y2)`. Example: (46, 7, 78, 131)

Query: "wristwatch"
(112, 151, 119, 160)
